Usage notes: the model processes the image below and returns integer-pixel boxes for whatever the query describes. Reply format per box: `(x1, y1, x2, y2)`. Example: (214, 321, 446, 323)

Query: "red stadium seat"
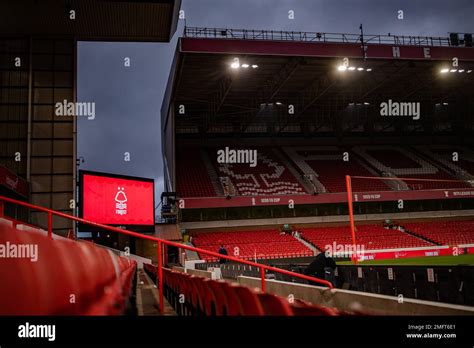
(232, 286, 265, 316)
(257, 293, 294, 316)
(291, 299, 338, 316)
(0, 224, 137, 315)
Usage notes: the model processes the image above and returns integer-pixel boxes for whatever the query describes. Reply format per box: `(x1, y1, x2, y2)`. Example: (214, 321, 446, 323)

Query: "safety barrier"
(0, 195, 333, 314)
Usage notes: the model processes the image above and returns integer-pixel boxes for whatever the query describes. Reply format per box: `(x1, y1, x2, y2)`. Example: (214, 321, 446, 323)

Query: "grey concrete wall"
(238, 276, 474, 316)
(172, 265, 213, 279)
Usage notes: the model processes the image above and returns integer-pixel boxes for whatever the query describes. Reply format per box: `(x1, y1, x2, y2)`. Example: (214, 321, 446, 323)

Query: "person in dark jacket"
(218, 244, 228, 264)
(304, 252, 337, 286)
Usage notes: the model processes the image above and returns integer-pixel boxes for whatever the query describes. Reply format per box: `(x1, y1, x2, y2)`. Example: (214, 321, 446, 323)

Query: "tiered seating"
(404, 221, 474, 246)
(305, 159, 389, 193)
(175, 145, 473, 198)
(144, 265, 340, 316)
(357, 146, 468, 190)
(417, 146, 474, 177)
(300, 225, 432, 251)
(176, 148, 217, 197)
(191, 229, 313, 261)
(283, 146, 390, 193)
(211, 148, 306, 196)
(0, 224, 136, 315)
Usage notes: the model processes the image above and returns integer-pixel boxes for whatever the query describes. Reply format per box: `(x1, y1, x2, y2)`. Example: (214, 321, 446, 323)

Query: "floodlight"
(231, 57, 240, 69)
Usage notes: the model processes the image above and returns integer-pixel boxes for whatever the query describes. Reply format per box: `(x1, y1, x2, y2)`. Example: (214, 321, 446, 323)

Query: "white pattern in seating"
(217, 151, 305, 195)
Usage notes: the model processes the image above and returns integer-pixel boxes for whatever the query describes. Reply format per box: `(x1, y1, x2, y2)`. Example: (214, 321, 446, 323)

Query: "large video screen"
(79, 170, 155, 231)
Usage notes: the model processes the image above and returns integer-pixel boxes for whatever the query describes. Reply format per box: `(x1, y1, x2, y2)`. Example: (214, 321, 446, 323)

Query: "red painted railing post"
(345, 175, 358, 265)
(47, 211, 52, 239)
(157, 241, 164, 314)
(0, 199, 4, 217)
(260, 267, 266, 293)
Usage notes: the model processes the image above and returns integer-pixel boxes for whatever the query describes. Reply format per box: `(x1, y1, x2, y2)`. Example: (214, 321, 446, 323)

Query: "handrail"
(0, 195, 333, 314)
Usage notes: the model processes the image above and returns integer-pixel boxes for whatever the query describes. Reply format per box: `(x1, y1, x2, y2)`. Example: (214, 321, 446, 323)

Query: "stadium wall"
(238, 276, 474, 315)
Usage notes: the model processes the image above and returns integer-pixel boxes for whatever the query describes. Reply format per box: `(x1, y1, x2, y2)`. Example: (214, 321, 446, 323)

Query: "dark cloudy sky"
(77, 0, 474, 216)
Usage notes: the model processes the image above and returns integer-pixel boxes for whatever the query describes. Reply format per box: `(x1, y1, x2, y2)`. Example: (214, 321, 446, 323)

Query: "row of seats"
(404, 221, 474, 246)
(176, 148, 217, 197)
(191, 229, 313, 261)
(210, 148, 306, 196)
(0, 223, 136, 315)
(144, 265, 340, 316)
(300, 225, 432, 251)
(175, 145, 474, 197)
(416, 146, 474, 179)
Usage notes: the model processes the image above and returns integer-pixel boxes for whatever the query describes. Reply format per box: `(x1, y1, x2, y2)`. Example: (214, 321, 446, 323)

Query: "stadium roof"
(163, 27, 474, 137)
(0, 0, 181, 41)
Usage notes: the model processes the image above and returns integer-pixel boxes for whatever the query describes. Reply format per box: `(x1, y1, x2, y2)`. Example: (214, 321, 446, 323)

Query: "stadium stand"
(299, 224, 433, 251)
(191, 229, 313, 261)
(354, 146, 469, 190)
(210, 148, 306, 196)
(404, 221, 474, 246)
(416, 146, 474, 179)
(282, 146, 390, 193)
(0, 223, 136, 315)
(144, 264, 341, 316)
(176, 148, 217, 197)
(174, 145, 474, 197)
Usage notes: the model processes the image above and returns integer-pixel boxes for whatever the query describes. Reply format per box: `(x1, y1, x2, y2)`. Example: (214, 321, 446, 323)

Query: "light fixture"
(242, 64, 249, 68)
(364, 102, 370, 105)
(338, 65, 347, 71)
(230, 57, 240, 69)
(458, 69, 465, 73)
(443, 102, 449, 106)
(348, 102, 355, 106)
(348, 67, 356, 71)
(366, 68, 372, 72)
(468, 70, 472, 73)
(276, 102, 282, 105)
(450, 69, 457, 73)
(357, 67, 364, 71)
(251, 64, 258, 69)
(440, 68, 449, 73)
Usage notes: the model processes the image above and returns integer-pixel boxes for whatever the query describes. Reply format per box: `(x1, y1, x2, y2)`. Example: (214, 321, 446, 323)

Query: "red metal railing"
(0, 195, 333, 313)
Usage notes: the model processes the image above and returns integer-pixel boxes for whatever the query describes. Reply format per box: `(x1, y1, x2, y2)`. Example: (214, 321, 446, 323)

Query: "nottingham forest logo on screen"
(115, 186, 128, 216)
